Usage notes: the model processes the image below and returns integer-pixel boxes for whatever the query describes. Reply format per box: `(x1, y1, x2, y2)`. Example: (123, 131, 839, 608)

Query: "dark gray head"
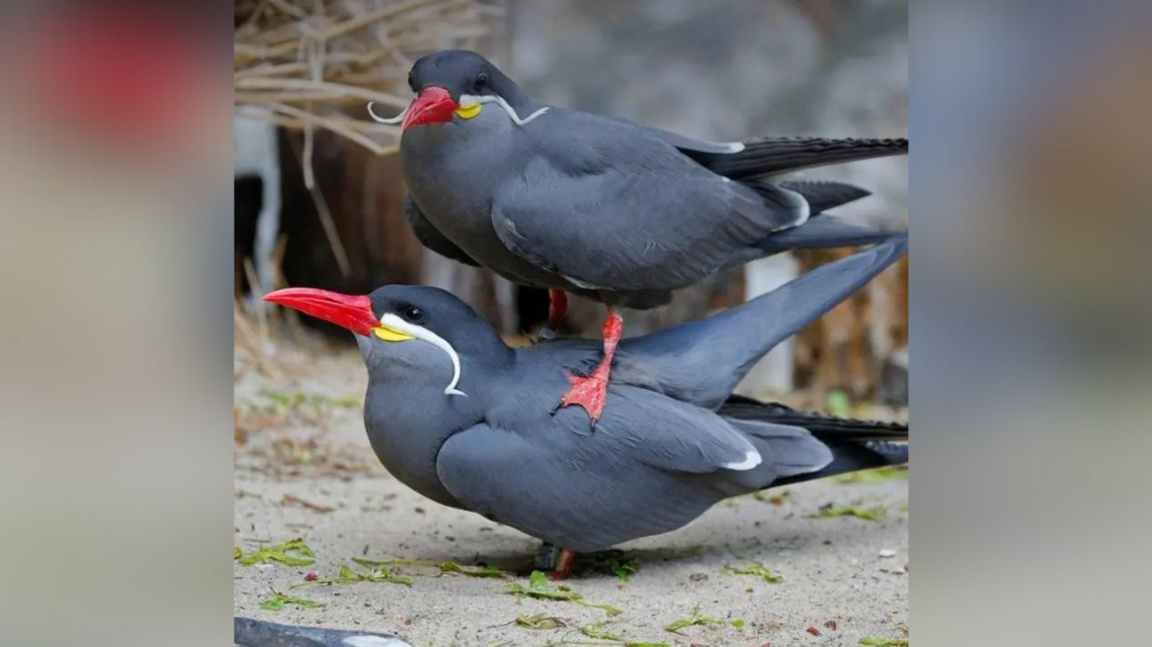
(408, 50, 529, 106)
(264, 284, 512, 397)
(387, 50, 540, 130)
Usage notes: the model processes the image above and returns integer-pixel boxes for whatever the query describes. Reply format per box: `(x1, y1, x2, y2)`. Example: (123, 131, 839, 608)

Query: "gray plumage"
(404, 178, 877, 275)
(234, 616, 412, 647)
(395, 49, 907, 308)
(347, 236, 907, 552)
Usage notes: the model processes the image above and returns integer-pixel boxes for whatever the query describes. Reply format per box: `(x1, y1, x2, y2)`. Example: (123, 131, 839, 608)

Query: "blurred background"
(234, 0, 909, 413)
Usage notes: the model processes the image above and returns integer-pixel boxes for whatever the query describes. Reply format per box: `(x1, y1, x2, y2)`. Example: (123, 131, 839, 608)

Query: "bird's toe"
(559, 372, 609, 420)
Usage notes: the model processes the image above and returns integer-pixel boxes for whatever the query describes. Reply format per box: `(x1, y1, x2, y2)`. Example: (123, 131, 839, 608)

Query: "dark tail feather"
(762, 216, 903, 253)
(773, 440, 907, 486)
(719, 396, 907, 485)
(778, 180, 871, 214)
(692, 137, 908, 180)
(742, 179, 895, 253)
(721, 395, 907, 442)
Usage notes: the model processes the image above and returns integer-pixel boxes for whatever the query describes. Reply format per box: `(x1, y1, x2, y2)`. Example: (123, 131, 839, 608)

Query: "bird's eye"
(400, 306, 425, 323)
(473, 72, 489, 92)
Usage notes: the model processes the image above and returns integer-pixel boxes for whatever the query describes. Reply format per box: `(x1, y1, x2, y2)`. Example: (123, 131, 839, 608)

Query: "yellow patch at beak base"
(373, 325, 414, 342)
(454, 103, 482, 120)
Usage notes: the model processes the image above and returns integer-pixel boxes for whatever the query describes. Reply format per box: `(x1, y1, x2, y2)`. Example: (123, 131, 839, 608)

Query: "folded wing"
(491, 111, 807, 292)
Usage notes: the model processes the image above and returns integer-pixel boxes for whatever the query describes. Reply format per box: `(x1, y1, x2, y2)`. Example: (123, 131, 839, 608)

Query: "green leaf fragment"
(724, 489, 791, 507)
(524, 621, 669, 647)
(721, 560, 783, 584)
(352, 557, 503, 578)
(565, 598, 620, 616)
(259, 589, 323, 611)
(238, 538, 315, 567)
(439, 561, 504, 577)
(574, 550, 639, 582)
(612, 563, 638, 582)
(342, 563, 412, 585)
(730, 619, 745, 628)
(765, 490, 791, 505)
(859, 638, 908, 646)
(261, 390, 361, 410)
(580, 622, 624, 641)
(664, 606, 726, 633)
(836, 466, 909, 484)
(826, 389, 852, 418)
(808, 503, 889, 522)
(295, 562, 412, 587)
(505, 571, 621, 616)
(234, 547, 242, 560)
(516, 613, 565, 630)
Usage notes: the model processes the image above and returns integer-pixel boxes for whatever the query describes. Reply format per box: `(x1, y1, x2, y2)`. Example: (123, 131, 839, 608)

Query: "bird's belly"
(487, 466, 719, 551)
(415, 190, 565, 289)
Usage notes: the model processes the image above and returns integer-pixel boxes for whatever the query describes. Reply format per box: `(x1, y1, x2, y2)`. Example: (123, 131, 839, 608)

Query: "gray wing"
(405, 195, 479, 266)
(636, 124, 748, 154)
(490, 111, 806, 292)
(436, 387, 762, 550)
(613, 234, 908, 409)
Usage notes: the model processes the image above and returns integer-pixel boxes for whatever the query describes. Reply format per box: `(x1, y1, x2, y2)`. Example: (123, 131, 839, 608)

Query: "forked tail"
(720, 395, 908, 485)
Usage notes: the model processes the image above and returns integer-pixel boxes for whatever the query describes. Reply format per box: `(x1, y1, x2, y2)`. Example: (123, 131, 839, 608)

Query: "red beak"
(402, 86, 459, 130)
(263, 288, 378, 336)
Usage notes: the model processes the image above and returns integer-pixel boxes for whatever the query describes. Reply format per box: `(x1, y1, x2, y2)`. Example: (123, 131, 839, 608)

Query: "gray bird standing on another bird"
(372, 49, 908, 420)
(264, 235, 908, 579)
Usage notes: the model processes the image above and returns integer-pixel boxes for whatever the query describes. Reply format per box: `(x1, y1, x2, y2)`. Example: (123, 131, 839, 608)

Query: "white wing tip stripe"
(724, 449, 763, 471)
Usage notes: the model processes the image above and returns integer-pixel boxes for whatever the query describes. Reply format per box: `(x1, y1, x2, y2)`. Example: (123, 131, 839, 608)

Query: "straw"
(234, 0, 494, 156)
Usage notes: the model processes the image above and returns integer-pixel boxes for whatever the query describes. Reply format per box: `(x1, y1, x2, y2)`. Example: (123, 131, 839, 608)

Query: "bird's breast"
(401, 126, 566, 289)
(361, 392, 466, 509)
(402, 125, 502, 236)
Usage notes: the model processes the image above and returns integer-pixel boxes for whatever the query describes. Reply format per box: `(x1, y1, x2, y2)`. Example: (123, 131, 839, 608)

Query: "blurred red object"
(9, 7, 206, 151)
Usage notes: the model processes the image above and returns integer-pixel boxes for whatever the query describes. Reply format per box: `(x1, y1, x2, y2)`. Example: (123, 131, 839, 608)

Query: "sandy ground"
(234, 341, 908, 647)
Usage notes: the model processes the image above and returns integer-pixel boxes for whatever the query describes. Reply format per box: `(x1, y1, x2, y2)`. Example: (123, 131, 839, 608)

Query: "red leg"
(547, 289, 569, 331)
(548, 548, 578, 581)
(559, 309, 623, 420)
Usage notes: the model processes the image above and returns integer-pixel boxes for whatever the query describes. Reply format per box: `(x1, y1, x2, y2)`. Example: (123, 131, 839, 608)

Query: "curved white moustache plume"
(366, 102, 406, 124)
(458, 94, 549, 126)
(378, 313, 467, 397)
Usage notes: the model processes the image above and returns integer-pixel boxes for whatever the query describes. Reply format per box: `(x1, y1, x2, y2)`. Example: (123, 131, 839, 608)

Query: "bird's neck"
(503, 87, 542, 115)
(491, 73, 543, 116)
